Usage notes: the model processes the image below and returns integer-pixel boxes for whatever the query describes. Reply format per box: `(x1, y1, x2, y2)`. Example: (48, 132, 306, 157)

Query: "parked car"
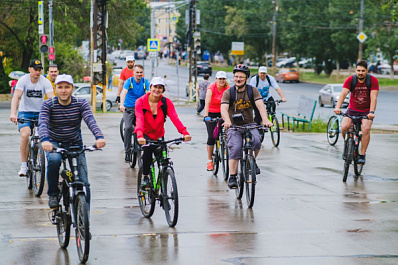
(275, 69, 299, 83)
(136, 50, 147, 60)
(192, 61, 212, 76)
(276, 57, 296, 68)
(73, 83, 117, 111)
(318, 84, 349, 108)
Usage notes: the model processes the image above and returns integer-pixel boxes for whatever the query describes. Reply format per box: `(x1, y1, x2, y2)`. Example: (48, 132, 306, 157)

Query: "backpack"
(143, 96, 168, 122)
(129, 77, 149, 92)
(229, 84, 258, 113)
(253, 74, 272, 88)
(350, 74, 371, 92)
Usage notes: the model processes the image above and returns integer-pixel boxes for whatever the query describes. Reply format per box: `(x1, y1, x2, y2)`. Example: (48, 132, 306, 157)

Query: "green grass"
(280, 117, 328, 133)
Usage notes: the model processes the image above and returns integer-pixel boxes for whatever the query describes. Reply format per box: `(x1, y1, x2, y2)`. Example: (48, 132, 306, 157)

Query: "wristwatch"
(369, 111, 375, 114)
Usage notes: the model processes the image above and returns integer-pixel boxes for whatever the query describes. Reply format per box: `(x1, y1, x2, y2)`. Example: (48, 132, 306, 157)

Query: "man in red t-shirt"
(116, 56, 135, 103)
(334, 60, 379, 164)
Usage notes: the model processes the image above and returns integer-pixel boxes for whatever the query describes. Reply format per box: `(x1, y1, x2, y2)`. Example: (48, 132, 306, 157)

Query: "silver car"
(72, 83, 118, 111)
(318, 84, 349, 108)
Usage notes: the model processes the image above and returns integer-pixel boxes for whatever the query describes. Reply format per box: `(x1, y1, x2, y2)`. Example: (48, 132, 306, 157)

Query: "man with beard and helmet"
(220, 64, 273, 189)
(334, 60, 379, 165)
(116, 56, 135, 103)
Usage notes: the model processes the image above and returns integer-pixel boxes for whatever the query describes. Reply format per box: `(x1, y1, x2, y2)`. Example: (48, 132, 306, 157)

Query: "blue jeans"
(46, 142, 90, 207)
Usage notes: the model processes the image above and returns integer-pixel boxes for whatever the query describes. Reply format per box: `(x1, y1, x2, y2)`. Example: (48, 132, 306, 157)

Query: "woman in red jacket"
(135, 77, 191, 186)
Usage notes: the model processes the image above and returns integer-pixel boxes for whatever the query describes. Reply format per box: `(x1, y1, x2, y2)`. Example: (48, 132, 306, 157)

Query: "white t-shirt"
(15, 74, 53, 112)
(249, 75, 279, 100)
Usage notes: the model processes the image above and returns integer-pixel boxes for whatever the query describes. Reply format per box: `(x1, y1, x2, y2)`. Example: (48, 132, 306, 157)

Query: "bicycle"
(18, 118, 45, 197)
(327, 115, 342, 146)
(137, 138, 185, 227)
(120, 110, 141, 168)
(230, 124, 266, 208)
(341, 113, 368, 182)
(49, 145, 100, 264)
(259, 99, 282, 147)
(207, 118, 229, 180)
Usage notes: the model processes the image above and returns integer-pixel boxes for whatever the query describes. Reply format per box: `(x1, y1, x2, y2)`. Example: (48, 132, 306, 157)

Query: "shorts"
(227, 123, 261, 160)
(346, 108, 369, 117)
(18, 112, 39, 131)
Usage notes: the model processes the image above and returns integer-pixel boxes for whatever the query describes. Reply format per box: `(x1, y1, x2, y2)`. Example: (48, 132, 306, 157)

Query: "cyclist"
(119, 64, 150, 163)
(10, 59, 54, 177)
(197, 73, 211, 115)
(116, 55, 135, 103)
(203, 71, 230, 171)
(249, 66, 286, 125)
(39, 74, 106, 209)
(44, 64, 59, 99)
(220, 64, 273, 189)
(135, 77, 191, 187)
(334, 60, 379, 165)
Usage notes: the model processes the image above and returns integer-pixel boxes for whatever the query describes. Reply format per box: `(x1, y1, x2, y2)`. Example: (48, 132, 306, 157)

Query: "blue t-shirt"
(123, 77, 150, 107)
(249, 75, 279, 100)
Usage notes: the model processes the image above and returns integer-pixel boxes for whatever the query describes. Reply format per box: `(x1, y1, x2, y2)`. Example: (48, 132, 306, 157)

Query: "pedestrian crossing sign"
(147, 39, 160, 52)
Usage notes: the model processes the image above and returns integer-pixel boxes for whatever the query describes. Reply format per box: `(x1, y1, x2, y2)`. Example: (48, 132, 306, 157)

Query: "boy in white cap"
(39, 74, 106, 209)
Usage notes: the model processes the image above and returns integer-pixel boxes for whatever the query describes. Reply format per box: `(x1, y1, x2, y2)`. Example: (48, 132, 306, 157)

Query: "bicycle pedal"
(48, 210, 59, 225)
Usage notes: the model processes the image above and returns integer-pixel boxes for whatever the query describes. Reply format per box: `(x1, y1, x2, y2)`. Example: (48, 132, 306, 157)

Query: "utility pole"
(358, 0, 364, 61)
(49, 0, 54, 64)
(151, 8, 156, 78)
(272, 0, 277, 75)
(187, 0, 193, 101)
(193, 0, 197, 101)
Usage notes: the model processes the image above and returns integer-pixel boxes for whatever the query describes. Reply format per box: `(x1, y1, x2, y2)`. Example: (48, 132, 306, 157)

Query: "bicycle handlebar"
(52, 145, 102, 155)
(204, 117, 223, 123)
(230, 124, 269, 130)
(142, 137, 185, 147)
(340, 112, 369, 120)
(263, 99, 283, 104)
(17, 118, 39, 124)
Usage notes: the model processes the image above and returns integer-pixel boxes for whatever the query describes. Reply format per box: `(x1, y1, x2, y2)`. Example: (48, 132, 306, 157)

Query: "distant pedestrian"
(196, 73, 210, 115)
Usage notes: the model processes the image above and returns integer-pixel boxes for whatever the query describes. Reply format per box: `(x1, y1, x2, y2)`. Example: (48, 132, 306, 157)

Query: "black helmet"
(233, 64, 250, 77)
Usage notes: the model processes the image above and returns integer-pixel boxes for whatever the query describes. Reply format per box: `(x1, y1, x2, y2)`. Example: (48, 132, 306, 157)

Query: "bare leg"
(20, 127, 30, 163)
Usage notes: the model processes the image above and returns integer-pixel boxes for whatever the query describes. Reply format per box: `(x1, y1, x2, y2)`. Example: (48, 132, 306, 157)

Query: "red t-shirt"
(343, 75, 379, 113)
(208, 82, 229, 113)
(119, 67, 134, 81)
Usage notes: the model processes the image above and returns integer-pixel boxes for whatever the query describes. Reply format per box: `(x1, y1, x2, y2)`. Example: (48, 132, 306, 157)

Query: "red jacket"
(134, 93, 189, 140)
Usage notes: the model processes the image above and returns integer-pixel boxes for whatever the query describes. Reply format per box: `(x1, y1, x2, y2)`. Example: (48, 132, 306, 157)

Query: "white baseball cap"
(150, 77, 165, 87)
(126, 56, 135, 62)
(258, 66, 268, 73)
(216, 71, 227, 79)
(55, 74, 74, 85)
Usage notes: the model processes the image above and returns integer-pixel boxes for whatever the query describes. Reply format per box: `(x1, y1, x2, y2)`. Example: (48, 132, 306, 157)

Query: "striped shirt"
(39, 97, 104, 146)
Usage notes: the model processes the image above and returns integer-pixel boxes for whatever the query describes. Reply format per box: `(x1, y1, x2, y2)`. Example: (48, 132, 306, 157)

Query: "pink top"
(208, 82, 229, 113)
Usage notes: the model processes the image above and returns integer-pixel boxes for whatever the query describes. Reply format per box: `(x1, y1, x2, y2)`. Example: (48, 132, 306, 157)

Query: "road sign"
(149, 51, 157, 58)
(357, 32, 367, 43)
(171, 16, 178, 23)
(38, 1, 43, 25)
(147, 39, 160, 52)
(231, 42, 244, 55)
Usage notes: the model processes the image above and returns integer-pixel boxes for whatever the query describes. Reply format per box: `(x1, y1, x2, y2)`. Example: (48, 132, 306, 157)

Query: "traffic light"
(93, 72, 103, 85)
(48, 46, 55, 61)
(39, 34, 49, 53)
(194, 36, 201, 55)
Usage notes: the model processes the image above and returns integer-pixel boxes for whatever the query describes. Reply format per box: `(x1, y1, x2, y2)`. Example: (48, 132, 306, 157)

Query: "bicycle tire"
(270, 115, 280, 147)
(212, 144, 220, 175)
(137, 166, 155, 218)
(56, 207, 71, 249)
(220, 139, 229, 181)
(259, 128, 265, 143)
(75, 194, 90, 264)
(162, 168, 179, 227)
(327, 116, 339, 146)
(343, 138, 354, 182)
(235, 160, 245, 199)
(33, 145, 45, 197)
(245, 155, 257, 208)
(26, 147, 33, 190)
(353, 137, 363, 176)
(120, 117, 125, 143)
(129, 131, 138, 168)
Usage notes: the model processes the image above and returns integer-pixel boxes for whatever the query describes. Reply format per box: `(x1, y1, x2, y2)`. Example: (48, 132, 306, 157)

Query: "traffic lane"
(2, 108, 398, 264)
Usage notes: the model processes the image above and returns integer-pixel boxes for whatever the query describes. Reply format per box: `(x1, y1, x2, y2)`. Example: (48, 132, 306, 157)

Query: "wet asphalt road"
(1, 103, 398, 265)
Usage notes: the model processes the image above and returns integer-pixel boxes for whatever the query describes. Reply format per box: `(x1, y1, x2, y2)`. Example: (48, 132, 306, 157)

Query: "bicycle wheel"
(259, 128, 265, 143)
(327, 116, 339, 146)
(56, 207, 71, 249)
(33, 145, 45, 197)
(235, 160, 245, 199)
(120, 117, 125, 143)
(245, 155, 257, 208)
(26, 147, 33, 190)
(162, 168, 179, 227)
(343, 138, 354, 182)
(212, 143, 220, 175)
(129, 133, 139, 168)
(137, 166, 155, 218)
(220, 139, 229, 181)
(75, 194, 90, 264)
(270, 116, 280, 147)
(353, 137, 363, 176)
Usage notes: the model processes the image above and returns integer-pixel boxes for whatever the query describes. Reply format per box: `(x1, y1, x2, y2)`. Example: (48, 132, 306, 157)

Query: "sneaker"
(197, 112, 201, 115)
(228, 175, 238, 189)
(124, 152, 131, 163)
(48, 195, 59, 209)
(207, 161, 214, 171)
(358, 154, 366, 165)
(255, 163, 261, 175)
(18, 166, 27, 177)
(140, 175, 150, 188)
